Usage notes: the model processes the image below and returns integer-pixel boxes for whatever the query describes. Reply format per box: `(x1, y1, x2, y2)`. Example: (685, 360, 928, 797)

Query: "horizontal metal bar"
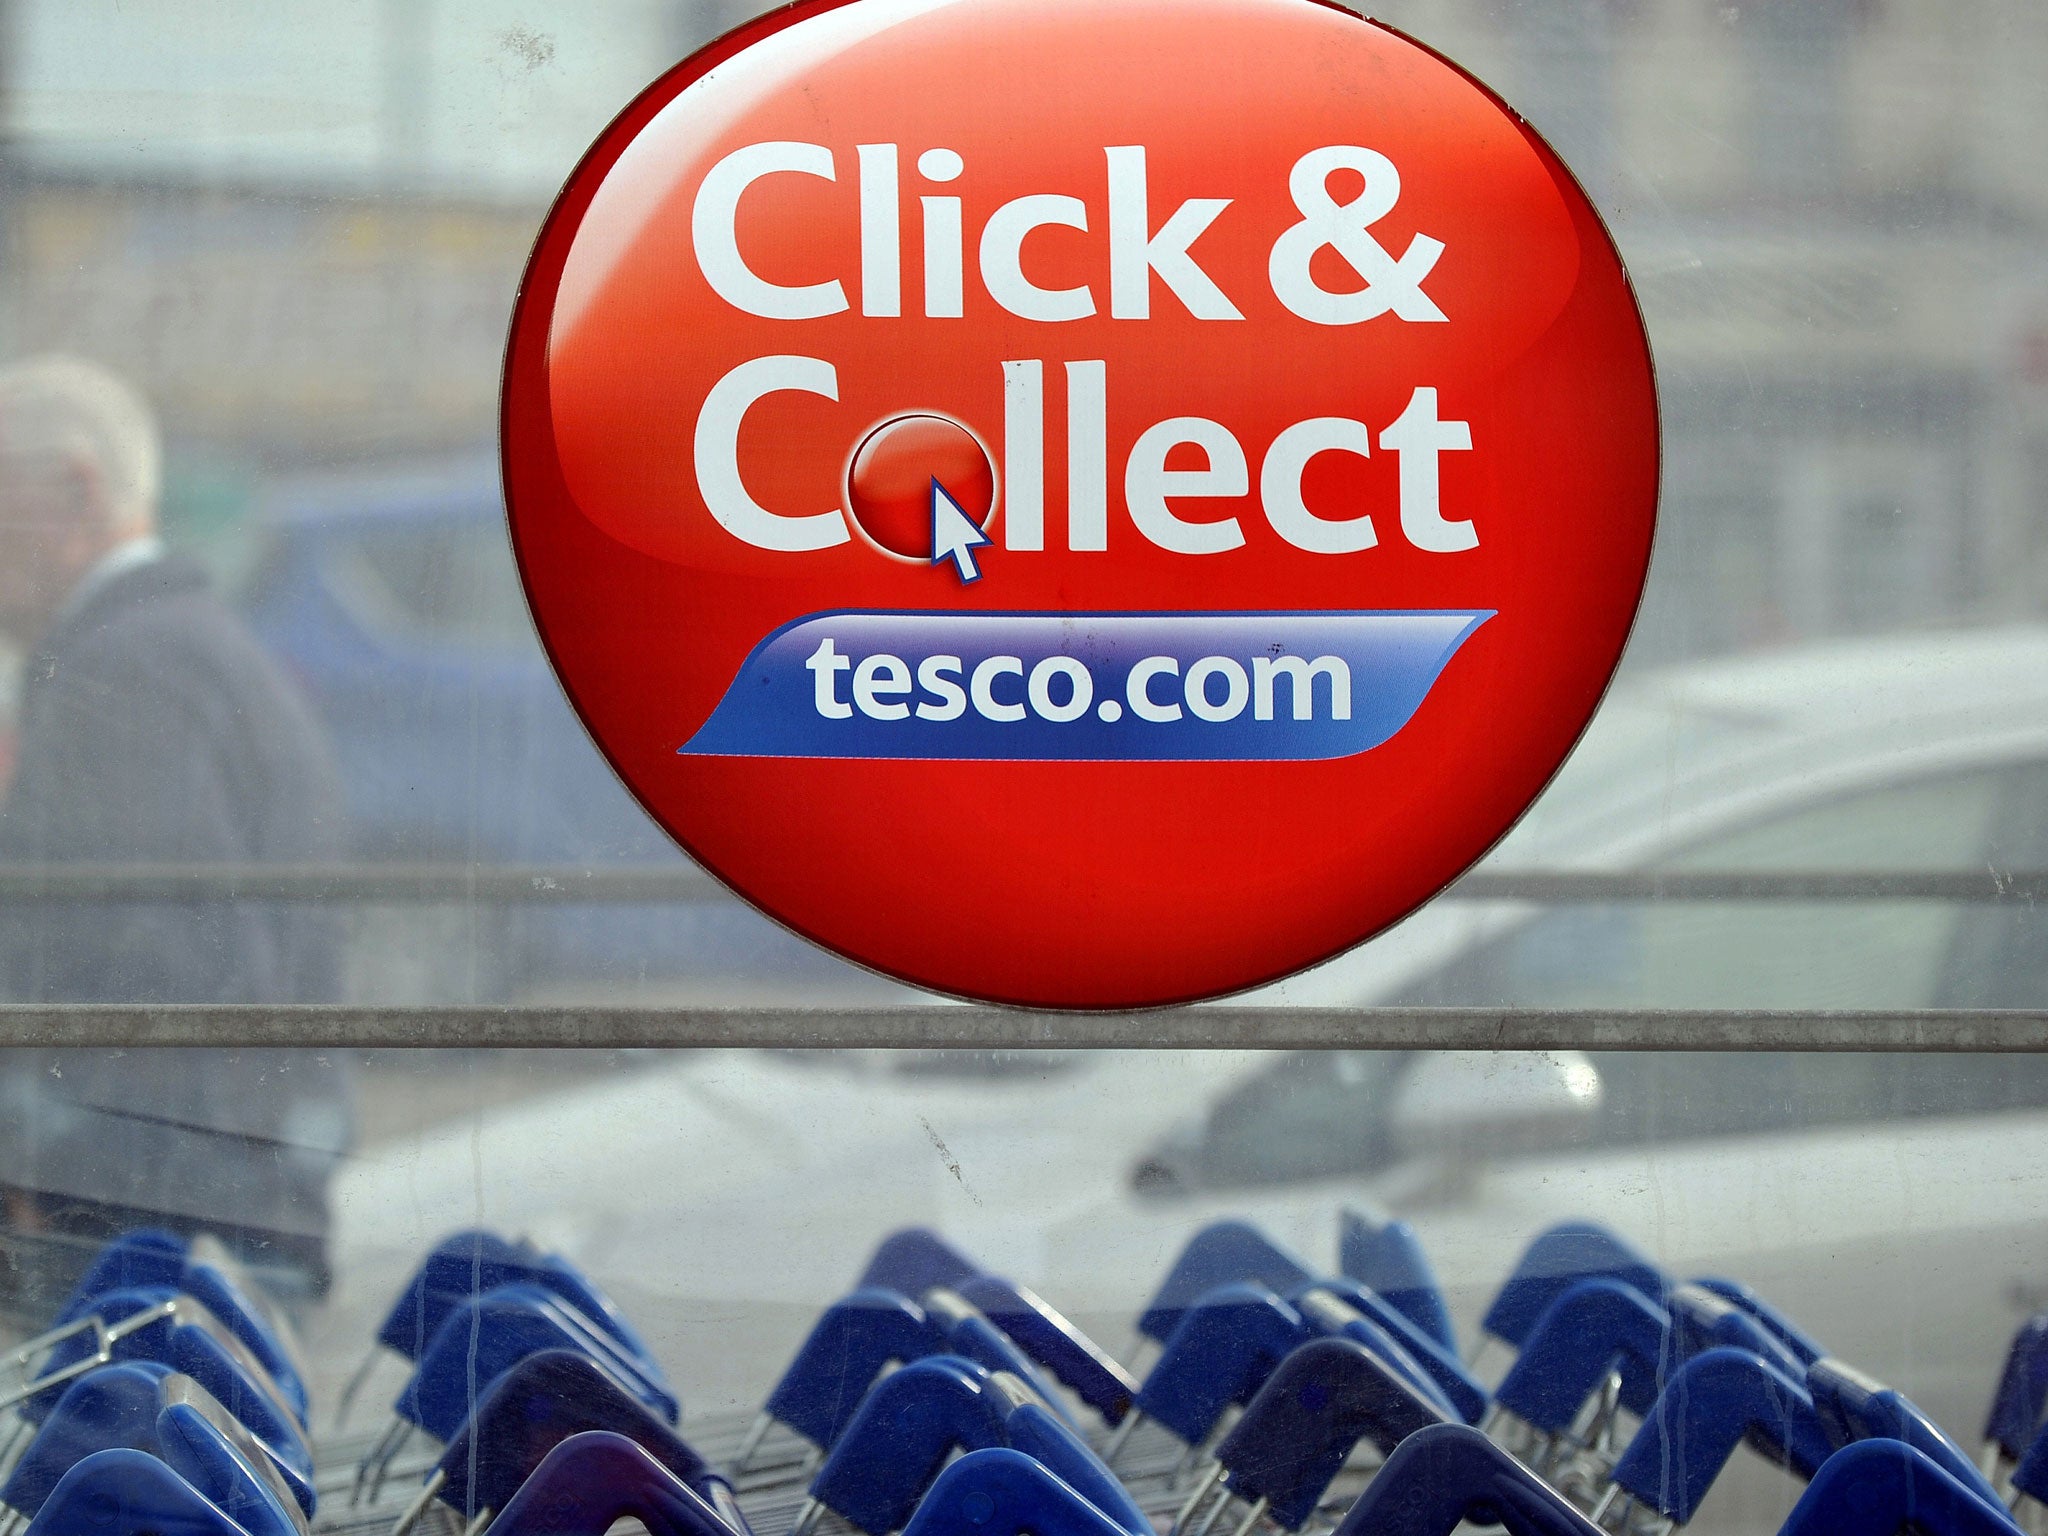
(0, 1006, 2040, 1050)
(1452, 870, 2048, 902)
(0, 866, 2037, 903)
(0, 864, 719, 902)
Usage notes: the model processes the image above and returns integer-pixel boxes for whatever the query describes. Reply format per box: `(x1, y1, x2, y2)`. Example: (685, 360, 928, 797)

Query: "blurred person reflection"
(0, 357, 353, 1314)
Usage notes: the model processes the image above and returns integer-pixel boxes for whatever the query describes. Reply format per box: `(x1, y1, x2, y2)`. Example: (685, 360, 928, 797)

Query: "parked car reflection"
(239, 460, 901, 1002)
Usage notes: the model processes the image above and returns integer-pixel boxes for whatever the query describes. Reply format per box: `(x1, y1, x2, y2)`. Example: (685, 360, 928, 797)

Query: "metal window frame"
(0, 1006, 2040, 1050)
(0, 863, 2038, 1047)
(0, 865, 2035, 903)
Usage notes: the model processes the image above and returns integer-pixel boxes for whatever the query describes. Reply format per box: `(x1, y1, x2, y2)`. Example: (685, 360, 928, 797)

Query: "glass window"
(323, 517, 533, 651)
(0, 7, 2044, 1532)
(1394, 763, 2046, 1011)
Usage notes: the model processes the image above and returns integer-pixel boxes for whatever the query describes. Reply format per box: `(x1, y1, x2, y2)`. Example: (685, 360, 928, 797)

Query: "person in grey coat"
(0, 357, 353, 1311)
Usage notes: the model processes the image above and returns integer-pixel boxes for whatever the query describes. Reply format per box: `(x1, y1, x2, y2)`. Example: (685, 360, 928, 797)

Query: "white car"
(318, 627, 2048, 1533)
(1255, 621, 2048, 1012)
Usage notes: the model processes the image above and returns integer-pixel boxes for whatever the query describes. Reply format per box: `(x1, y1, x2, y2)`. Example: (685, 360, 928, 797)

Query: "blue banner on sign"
(678, 609, 1491, 762)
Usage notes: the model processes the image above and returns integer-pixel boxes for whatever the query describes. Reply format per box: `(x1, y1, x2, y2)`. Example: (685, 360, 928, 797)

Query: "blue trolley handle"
(1595, 1347, 1832, 1530)
(22, 1448, 253, 1536)
(1480, 1225, 1666, 1361)
(855, 1230, 981, 1300)
(1175, 1336, 1449, 1536)
(1327, 1423, 1605, 1536)
(1116, 1284, 1307, 1462)
(486, 1432, 747, 1536)
(954, 1275, 1139, 1425)
(798, 1356, 1002, 1536)
(900, 1450, 1138, 1536)
(1338, 1209, 1457, 1357)
(1688, 1278, 1823, 1368)
(743, 1289, 939, 1469)
(1136, 1224, 1317, 1351)
(1486, 1278, 1668, 1474)
(1778, 1438, 2024, 1536)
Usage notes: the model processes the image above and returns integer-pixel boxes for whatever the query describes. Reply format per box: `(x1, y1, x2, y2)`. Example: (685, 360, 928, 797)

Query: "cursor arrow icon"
(930, 477, 992, 584)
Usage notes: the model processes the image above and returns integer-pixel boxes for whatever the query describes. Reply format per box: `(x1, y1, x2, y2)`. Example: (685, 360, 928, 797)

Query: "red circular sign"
(503, 0, 1658, 1009)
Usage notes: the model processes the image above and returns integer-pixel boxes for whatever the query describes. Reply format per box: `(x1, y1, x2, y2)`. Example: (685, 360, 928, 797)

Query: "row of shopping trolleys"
(5, 1215, 2048, 1536)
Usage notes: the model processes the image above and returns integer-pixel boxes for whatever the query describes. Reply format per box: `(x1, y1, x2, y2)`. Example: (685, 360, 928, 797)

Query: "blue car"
(238, 457, 884, 1000)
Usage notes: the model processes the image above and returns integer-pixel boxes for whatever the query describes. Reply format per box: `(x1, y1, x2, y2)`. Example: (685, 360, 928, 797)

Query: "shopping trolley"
(0, 1230, 310, 1439)
(0, 1271, 315, 1510)
(0, 1362, 312, 1536)
(760, 1335, 2024, 1536)
(1562, 1354, 2023, 1535)
(757, 1221, 1464, 1468)
(369, 1349, 744, 1536)
(774, 1220, 2023, 1536)
(325, 1230, 664, 1446)
(718, 1215, 1621, 1536)
(340, 1281, 680, 1508)
(0, 1227, 326, 1536)
(705, 1219, 1478, 1536)
(1417, 1223, 2019, 1536)
(779, 1356, 1148, 1536)
(15, 1411, 307, 1536)
(1073, 1222, 1484, 1533)
(1331, 1420, 2025, 1536)
(715, 1293, 1156, 1532)
(311, 1229, 742, 1536)
(703, 1228, 1167, 1494)
(1336, 1211, 1456, 1357)
(13, 1203, 2040, 1536)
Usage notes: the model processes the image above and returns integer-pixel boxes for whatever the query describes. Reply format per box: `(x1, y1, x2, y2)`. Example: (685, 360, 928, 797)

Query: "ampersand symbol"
(1268, 146, 1447, 325)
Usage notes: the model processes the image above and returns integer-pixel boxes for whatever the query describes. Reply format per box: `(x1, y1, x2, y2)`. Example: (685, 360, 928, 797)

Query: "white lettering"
(1127, 657, 1182, 722)
(806, 637, 852, 718)
(1105, 146, 1241, 321)
(919, 147, 965, 319)
(856, 143, 900, 317)
(1126, 418, 1247, 555)
(1066, 360, 1108, 551)
(1027, 656, 1093, 722)
(970, 655, 1026, 721)
(853, 653, 912, 719)
(1002, 361, 1045, 551)
(1268, 146, 1446, 325)
(1185, 656, 1250, 722)
(980, 196, 1094, 322)
(808, 647, 1360, 728)
(1261, 418, 1378, 554)
(922, 195, 964, 317)
(916, 655, 967, 720)
(1381, 386, 1476, 552)
(694, 356, 849, 551)
(693, 142, 847, 320)
(1253, 655, 1352, 720)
